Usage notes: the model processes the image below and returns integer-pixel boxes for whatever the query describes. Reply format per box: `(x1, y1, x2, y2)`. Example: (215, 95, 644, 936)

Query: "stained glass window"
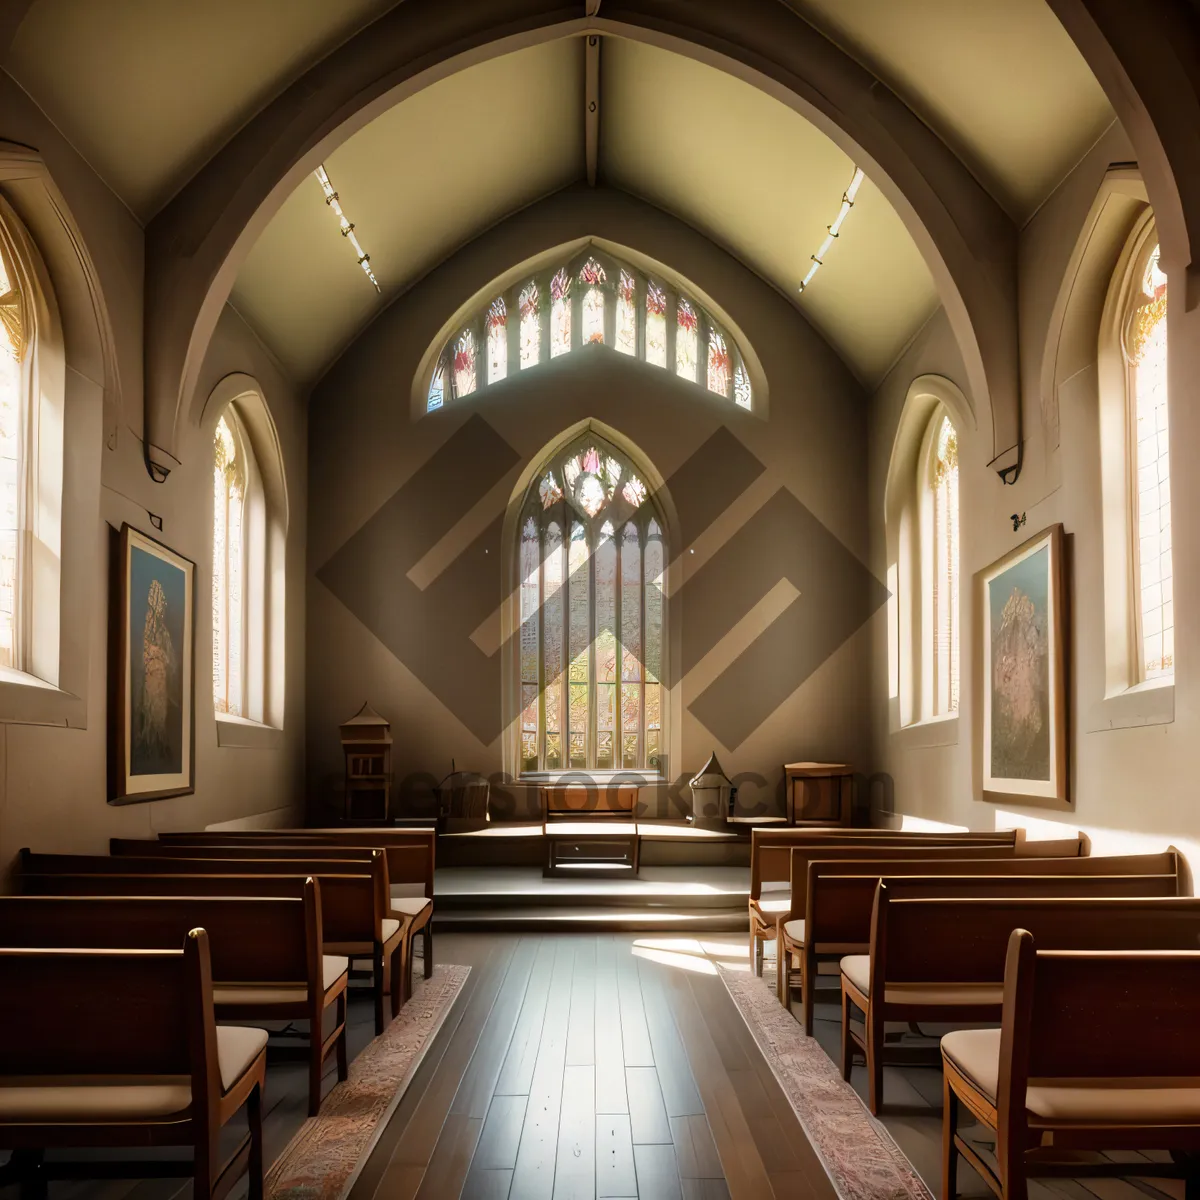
(707, 328, 732, 396)
(519, 281, 541, 369)
(931, 416, 959, 715)
(427, 365, 444, 412)
(518, 435, 666, 774)
(734, 363, 753, 409)
(1130, 243, 1172, 679)
(616, 270, 637, 356)
(213, 414, 246, 716)
(486, 296, 507, 385)
(452, 329, 477, 397)
(580, 258, 606, 346)
(646, 281, 667, 368)
(428, 252, 754, 410)
(551, 268, 571, 358)
(0, 248, 21, 669)
(676, 299, 699, 382)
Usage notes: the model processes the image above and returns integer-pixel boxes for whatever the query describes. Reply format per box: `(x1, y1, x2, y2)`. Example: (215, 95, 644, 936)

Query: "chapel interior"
(1, 2, 1199, 1199)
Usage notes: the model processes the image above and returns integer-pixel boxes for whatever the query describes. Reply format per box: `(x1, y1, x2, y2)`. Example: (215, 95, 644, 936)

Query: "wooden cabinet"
(784, 762, 853, 826)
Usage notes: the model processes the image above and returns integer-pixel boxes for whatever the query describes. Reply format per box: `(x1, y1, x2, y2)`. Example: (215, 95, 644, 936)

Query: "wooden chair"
(942, 931, 1200, 1200)
(782, 850, 1184, 1030)
(750, 839, 1015, 979)
(21, 849, 406, 1035)
(156, 829, 437, 983)
(841, 889, 1200, 1114)
(0, 930, 265, 1200)
(0, 885, 347, 1116)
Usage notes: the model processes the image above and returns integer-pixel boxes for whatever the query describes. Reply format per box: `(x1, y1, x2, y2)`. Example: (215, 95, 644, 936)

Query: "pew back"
(110, 838, 375, 862)
(19, 872, 311, 898)
(876, 892, 1200, 989)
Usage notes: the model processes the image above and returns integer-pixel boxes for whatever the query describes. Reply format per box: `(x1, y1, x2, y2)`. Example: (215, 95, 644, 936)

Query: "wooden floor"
(351, 933, 835, 1200)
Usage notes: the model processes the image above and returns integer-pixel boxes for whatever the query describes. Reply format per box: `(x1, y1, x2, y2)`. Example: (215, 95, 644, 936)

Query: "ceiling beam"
(140, 0, 1020, 480)
(584, 32, 600, 186)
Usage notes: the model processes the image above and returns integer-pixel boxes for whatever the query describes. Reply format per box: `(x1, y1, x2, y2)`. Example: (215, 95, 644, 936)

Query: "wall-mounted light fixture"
(798, 167, 865, 295)
(315, 165, 381, 293)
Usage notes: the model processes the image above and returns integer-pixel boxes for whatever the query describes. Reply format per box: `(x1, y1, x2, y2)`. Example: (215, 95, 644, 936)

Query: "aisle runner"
(718, 965, 931, 1200)
(267, 964, 470, 1200)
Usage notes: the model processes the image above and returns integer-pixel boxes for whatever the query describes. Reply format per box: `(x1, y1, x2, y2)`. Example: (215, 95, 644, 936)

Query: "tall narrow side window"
(1129, 244, 1172, 680)
(213, 416, 246, 716)
(931, 416, 959, 715)
(0, 247, 23, 669)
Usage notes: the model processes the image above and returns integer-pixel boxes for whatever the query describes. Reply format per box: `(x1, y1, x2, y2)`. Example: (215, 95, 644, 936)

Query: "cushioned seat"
(942, 1028, 1200, 1125)
(391, 896, 431, 918)
(782, 918, 805, 942)
(0, 1027, 267, 1122)
(840, 955, 1003, 1005)
(757, 897, 791, 914)
(213, 955, 348, 1007)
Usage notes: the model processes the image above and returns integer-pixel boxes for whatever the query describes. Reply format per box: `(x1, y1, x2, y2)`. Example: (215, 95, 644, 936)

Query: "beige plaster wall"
(866, 121, 1200, 868)
(306, 188, 880, 820)
(0, 72, 307, 878)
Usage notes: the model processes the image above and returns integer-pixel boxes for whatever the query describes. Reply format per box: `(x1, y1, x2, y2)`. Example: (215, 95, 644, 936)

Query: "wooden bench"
(942, 931, 1200, 1199)
(0, 930, 266, 1200)
(0, 886, 346, 1117)
(21, 849, 406, 1035)
(154, 830, 436, 982)
(841, 890, 1200, 1114)
(782, 850, 1184, 1029)
(749, 836, 1016, 977)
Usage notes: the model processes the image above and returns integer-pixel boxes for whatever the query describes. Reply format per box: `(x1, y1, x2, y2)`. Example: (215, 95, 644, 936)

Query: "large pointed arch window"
(426, 247, 754, 413)
(212, 415, 246, 716)
(518, 435, 667, 775)
(930, 416, 959, 715)
(0, 245, 23, 668)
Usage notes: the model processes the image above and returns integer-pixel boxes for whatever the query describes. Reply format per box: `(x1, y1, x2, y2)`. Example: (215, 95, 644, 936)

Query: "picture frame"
(110, 523, 195, 804)
(980, 523, 1067, 803)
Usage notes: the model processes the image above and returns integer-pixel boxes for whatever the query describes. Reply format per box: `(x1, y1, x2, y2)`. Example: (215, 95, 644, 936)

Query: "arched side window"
(0, 243, 24, 668)
(929, 416, 960, 716)
(425, 247, 753, 413)
(517, 433, 666, 775)
(207, 380, 288, 735)
(1098, 215, 1174, 695)
(1126, 242, 1171, 680)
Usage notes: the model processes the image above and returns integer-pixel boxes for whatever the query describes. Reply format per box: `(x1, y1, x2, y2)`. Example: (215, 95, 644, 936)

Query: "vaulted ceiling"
(4, 0, 1115, 391)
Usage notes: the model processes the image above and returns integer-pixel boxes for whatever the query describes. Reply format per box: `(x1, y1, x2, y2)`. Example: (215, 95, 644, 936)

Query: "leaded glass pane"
(0, 251, 19, 668)
(520, 517, 540, 686)
(646, 282, 667, 368)
(616, 270, 637, 356)
(543, 522, 564, 766)
(551, 268, 571, 358)
(622, 476, 646, 508)
(519, 281, 541, 369)
(620, 523, 641, 759)
(427, 365, 444, 412)
(707, 328, 731, 396)
(213, 415, 245, 716)
(580, 258, 606, 346)
(645, 528, 663, 684)
(676, 299, 699, 381)
(734, 362, 752, 409)
(453, 329, 477, 397)
(539, 471, 563, 509)
(486, 296, 507, 384)
(932, 418, 959, 715)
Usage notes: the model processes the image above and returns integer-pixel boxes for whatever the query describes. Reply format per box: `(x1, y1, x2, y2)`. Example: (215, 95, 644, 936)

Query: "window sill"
(517, 770, 666, 786)
(0, 666, 85, 727)
(215, 713, 283, 749)
(1085, 679, 1174, 732)
(890, 714, 960, 749)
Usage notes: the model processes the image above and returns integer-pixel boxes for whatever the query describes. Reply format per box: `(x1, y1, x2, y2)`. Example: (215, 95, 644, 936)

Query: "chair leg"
(840, 985, 853, 1081)
(373, 947, 386, 1036)
(423, 924, 433, 979)
(754, 932, 764, 978)
(867, 1003, 885, 1116)
(336, 992, 349, 1081)
(749, 925, 758, 976)
(776, 937, 787, 1006)
(308, 1011, 324, 1116)
(802, 951, 815, 1037)
(942, 1073, 958, 1200)
(247, 1082, 264, 1200)
(390, 940, 405, 1018)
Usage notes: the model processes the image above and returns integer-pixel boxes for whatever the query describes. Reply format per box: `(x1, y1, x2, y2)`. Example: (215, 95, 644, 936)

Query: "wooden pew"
(0, 930, 266, 1200)
(0, 886, 346, 1117)
(782, 850, 1184, 1029)
(20, 849, 406, 1035)
(749, 838, 1016, 976)
(942, 932, 1200, 1200)
(154, 829, 437, 981)
(841, 890, 1200, 1114)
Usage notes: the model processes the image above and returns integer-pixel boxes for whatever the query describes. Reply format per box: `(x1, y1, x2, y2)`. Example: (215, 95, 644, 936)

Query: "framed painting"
(111, 524, 195, 804)
(981, 523, 1067, 803)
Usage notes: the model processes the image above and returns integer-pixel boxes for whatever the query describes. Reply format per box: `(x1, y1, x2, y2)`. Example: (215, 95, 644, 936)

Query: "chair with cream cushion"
(942, 931, 1200, 1200)
(0, 932, 266, 1200)
(0, 884, 347, 1117)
